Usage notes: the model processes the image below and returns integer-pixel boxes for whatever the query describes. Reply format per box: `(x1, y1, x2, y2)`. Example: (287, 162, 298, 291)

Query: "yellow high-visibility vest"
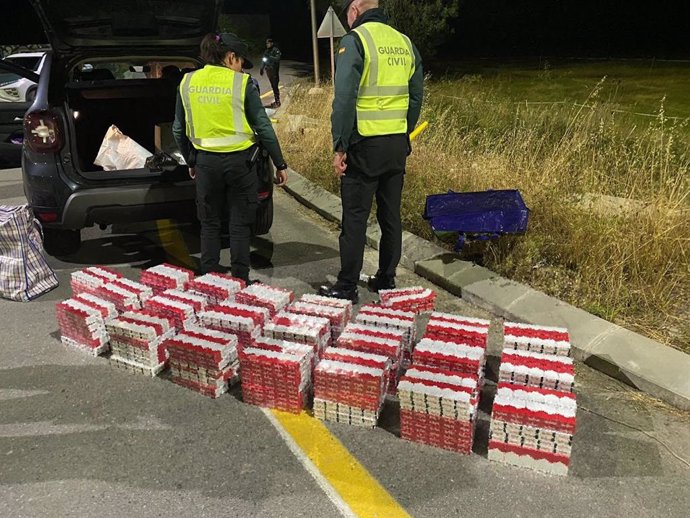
(180, 65, 256, 153)
(352, 22, 415, 137)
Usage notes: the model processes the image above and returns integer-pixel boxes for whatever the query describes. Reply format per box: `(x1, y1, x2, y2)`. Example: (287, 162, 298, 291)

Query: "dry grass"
(278, 79, 690, 352)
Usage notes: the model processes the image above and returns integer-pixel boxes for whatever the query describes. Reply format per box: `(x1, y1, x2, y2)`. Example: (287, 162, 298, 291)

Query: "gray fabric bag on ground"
(0, 205, 59, 301)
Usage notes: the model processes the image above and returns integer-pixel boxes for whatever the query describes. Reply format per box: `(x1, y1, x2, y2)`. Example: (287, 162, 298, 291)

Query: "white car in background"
(0, 52, 46, 102)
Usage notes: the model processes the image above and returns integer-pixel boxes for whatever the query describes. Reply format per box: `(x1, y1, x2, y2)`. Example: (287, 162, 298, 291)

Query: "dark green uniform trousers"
(337, 135, 408, 289)
(195, 148, 258, 280)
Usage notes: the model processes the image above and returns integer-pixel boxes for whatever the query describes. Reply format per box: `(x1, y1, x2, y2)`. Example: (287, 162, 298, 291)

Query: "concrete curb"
(282, 169, 690, 411)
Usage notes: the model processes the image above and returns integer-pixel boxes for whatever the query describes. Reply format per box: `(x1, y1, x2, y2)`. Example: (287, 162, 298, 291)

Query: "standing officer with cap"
(319, 0, 424, 303)
(173, 33, 289, 282)
(260, 38, 282, 108)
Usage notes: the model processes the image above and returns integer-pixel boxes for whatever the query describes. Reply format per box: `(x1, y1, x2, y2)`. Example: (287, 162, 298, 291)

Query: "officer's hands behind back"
(274, 168, 288, 187)
(333, 152, 348, 177)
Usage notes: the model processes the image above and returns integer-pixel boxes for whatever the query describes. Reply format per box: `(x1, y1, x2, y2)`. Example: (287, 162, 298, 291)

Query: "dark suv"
(0, 0, 274, 256)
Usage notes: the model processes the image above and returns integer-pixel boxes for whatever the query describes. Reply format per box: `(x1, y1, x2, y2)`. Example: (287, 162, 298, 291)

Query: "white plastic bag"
(94, 125, 153, 171)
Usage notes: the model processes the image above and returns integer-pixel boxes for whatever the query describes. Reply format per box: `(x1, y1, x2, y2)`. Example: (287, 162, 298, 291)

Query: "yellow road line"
(268, 409, 411, 518)
(155, 219, 196, 269)
(260, 84, 284, 100)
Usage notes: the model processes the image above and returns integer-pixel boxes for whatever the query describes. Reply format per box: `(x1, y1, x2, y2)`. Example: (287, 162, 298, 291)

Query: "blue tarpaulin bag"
(423, 190, 530, 251)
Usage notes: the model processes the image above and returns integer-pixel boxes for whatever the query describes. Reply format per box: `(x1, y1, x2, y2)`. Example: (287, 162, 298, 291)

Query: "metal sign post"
(317, 6, 348, 83)
(310, 0, 320, 85)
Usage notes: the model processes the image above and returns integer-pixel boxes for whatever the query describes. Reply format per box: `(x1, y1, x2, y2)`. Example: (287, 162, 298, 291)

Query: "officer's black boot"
(366, 274, 396, 293)
(318, 283, 359, 304)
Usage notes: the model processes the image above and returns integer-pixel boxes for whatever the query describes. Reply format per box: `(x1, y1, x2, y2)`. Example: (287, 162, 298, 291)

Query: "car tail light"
(36, 211, 58, 223)
(258, 191, 271, 201)
(24, 111, 63, 153)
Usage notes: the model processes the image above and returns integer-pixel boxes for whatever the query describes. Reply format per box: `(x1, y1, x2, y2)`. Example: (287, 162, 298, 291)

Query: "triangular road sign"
(317, 6, 347, 38)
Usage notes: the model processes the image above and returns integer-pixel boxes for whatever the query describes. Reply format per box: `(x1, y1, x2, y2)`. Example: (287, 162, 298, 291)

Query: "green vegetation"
(381, 0, 460, 58)
(279, 61, 690, 351)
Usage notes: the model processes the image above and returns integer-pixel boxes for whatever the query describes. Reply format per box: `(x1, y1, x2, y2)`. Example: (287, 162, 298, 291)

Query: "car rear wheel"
(253, 199, 274, 236)
(42, 228, 81, 257)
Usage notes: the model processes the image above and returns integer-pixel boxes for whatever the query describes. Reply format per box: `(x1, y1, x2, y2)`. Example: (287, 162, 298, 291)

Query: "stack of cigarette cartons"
(488, 383, 576, 476)
(313, 352, 388, 428)
(424, 313, 490, 349)
(187, 273, 246, 305)
(55, 294, 118, 356)
(263, 312, 331, 358)
(398, 366, 480, 454)
(240, 337, 314, 413)
(285, 300, 349, 342)
(488, 322, 576, 475)
(235, 283, 294, 318)
(503, 323, 571, 357)
(379, 286, 436, 314)
(335, 323, 405, 397)
(92, 281, 145, 313)
(299, 294, 353, 322)
(498, 349, 575, 393)
(70, 266, 122, 297)
(197, 302, 270, 350)
(140, 263, 194, 294)
(107, 310, 176, 376)
(143, 293, 197, 331)
(355, 305, 416, 366)
(165, 326, 239, 398)
(412, 337, 486, 380)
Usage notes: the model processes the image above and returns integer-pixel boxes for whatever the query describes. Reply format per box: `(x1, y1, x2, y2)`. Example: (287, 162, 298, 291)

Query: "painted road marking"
(155, 219, 196, 269)
(264, 409, 411, 518)
(260, 85, 284, 100)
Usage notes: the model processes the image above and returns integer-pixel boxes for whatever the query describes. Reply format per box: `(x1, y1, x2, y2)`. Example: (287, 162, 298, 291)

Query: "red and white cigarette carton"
(503, 322, 571, 357)
(413, 337, 486, 379)
(197, 302, 270, 350)
(335, 323, 405, 396)
(286, 301, 349, 341)
(314, 359, 386, 417)
(235, 283, 294, 317)
(499, 349, 575, 392)
(93, 282, 144, 313)
(165, 326, 239, 398)
(355, 304, 416, 365)
(143, 294, 197, 331)
(70, 266, 122, 297)
(110, 278, 153, 306)
(398, 366, 481, 454)
(140, 263, 195, 294)
(320, 346, 396, 400)
(56, 294, 118, 356)
(379, 286, 436, 314)
(488, 382, 577, 476)
(187, 274, 246, 305)
(424, 312, 490, 349)
(299, 294, 354, 322)
(264, 311, 331, 356)
(239, 342, 314, 414)
(162, 289, 207, 313)
(107, 310, 176, 375)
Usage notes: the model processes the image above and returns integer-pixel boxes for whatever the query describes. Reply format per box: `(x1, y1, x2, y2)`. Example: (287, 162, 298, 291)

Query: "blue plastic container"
(423, 190, 530, 250)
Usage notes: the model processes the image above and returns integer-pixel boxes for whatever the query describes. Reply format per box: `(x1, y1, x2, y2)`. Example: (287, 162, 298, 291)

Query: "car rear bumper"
(54, 181, 196, 229)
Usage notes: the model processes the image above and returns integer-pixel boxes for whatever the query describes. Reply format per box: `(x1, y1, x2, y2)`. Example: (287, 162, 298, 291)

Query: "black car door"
(0, 60, 39, 168)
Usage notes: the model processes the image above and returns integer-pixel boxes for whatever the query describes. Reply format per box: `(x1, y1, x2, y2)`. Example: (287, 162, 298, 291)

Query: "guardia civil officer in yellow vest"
(173, 33, 289, 281)
(319, 0, 424, 303)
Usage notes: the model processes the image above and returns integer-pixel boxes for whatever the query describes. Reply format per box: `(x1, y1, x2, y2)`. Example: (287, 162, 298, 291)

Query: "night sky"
(4, 0, 689, 60)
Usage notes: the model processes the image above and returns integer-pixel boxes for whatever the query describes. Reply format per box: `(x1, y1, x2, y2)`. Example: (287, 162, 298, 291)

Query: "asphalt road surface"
(1, 165, 689, 518)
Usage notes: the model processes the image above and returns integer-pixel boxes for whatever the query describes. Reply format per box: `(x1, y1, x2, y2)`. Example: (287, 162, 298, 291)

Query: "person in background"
(260, 38, 282, 108)
(173, 33, 289, 281)
(318, 0, 424, 303)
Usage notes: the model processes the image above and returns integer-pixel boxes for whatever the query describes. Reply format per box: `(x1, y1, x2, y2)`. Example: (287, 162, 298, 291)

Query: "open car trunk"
(65, 79, 188, 181)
